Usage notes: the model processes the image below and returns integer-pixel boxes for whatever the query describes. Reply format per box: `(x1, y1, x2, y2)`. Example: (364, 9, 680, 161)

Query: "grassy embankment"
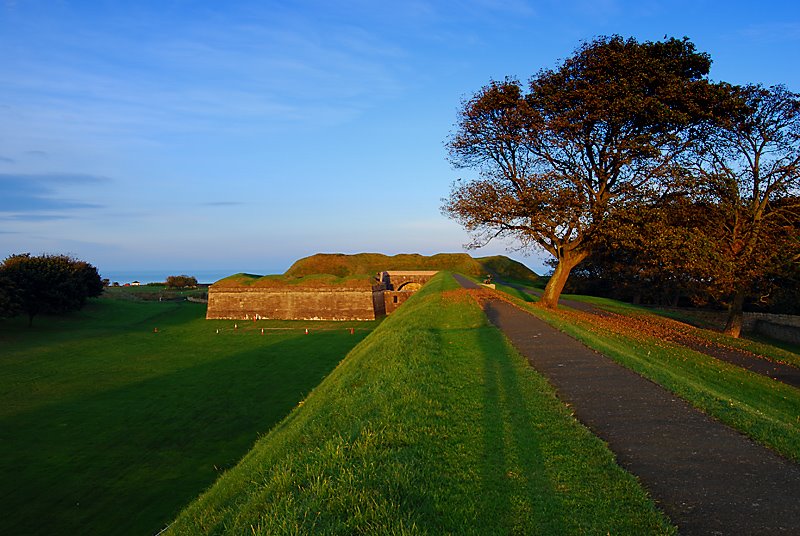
(168, 273, 675, 535)
(210, 252, 541, 292)
(560, 293, 800, 366)
(490, 281, 800, 461)
(0, 294, 375, 536)
(284, 252, 539, 282)
(214, 272, 376, 289)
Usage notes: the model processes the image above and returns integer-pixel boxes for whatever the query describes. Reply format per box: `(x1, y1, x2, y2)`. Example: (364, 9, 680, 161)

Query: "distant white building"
(131, 281, 140, 286)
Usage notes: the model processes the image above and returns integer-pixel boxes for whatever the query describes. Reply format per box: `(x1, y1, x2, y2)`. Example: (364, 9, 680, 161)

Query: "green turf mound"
(167, 273, 674, 535)
(211, 272, 376, 289)
(213, 253, 539, 287)
(283, 252, 539, 281)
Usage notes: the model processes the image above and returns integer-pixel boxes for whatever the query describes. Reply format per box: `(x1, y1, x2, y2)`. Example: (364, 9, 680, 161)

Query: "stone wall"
(670, 309, 800, 345)
(380, 271, 438, 290)
(383, 290, 415, 315)
(754, 320, 800, 345)
(206, 286, 380, 321)
(207, 271, 438, 321)
(372, 289, 387, 317)
(745, 312, 800, 330)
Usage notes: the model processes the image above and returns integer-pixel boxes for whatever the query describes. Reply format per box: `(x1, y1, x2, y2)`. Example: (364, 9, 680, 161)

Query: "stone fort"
(206, 270, 438, 321)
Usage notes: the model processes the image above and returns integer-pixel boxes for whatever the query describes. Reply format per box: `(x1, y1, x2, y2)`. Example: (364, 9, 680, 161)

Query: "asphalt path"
(454, 274, 800, 535)
(506, 281, 800, 389)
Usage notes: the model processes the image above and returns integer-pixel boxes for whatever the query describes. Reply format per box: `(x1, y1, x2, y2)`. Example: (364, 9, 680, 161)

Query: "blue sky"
(1, 0, 798, 277)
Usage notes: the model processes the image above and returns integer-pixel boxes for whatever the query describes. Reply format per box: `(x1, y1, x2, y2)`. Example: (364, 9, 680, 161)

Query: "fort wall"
(383, 290, 415, 315)
(206, 270, 439, 321)
(206, 287, 380, 321)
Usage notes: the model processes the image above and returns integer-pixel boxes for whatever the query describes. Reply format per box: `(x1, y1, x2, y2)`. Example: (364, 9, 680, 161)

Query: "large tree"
(444, 36, 728, 308)
(693, 84, 800, 336)
(0, 272, 20, 319)
(166, 274, 198, 289)
(0, 253, 104, 326)
(566, 198, 721, 306)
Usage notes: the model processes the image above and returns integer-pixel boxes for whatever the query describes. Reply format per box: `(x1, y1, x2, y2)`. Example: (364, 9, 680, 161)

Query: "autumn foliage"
(444, 35, 799, 336)
(444, 36, 729, 309)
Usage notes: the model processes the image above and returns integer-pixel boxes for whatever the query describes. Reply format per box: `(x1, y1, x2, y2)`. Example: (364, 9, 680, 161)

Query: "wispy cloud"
(0, 213, 72, 221)
(0, 6, 409, 145)
(0, 156, 14, 164)
(467, 0, 536, 17)
(740, 22, 800, 42)
(0, 173, 107, 213)
(201, 201, 245, 207)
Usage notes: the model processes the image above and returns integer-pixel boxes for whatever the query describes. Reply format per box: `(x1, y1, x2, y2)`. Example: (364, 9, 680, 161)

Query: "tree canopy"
(166, 275, 198, 289)
(444, 35, 729, 308)
(691, 84, 800, 335)
(564, 198, 721, 306)
(0, 253, 104, 326)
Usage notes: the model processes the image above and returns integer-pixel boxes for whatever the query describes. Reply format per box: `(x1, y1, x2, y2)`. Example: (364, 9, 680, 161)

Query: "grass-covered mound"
(167, 273, 674, 535)
(212, 272, 376, 289)
(478, 254, 540, 283)
(283, 252, 539, 282)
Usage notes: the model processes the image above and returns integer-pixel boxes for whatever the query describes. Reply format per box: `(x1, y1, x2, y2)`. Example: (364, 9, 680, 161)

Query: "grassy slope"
(489, 286, 800, 462)
(212, 253, 540, 289)
(103, 284, 207, 298)
(476, 255, 539, 283)
(558, 293, 800, 368)
(0, 298, 375, 536)
(213, 273, 376, 289)
(168, 273, 674, 535)
(498, 279, 800, 367)
(284, 252, 486, 278)
(283, 252, 539, 283)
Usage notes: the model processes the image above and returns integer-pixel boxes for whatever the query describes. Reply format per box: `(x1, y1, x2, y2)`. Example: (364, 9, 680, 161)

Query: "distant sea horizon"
(100, 268, 285, 285)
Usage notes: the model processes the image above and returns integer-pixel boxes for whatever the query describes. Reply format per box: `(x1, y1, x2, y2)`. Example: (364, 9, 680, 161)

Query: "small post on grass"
(261, 328, 264, 336)
(350, 327, 354, 335)
(305, 328, 309, 335)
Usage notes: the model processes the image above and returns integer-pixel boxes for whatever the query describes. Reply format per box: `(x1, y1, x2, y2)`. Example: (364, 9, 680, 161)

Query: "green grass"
(743, 334, 800, 360)
(283, 252, 539, 283)
(554, 293, 800, 368)
(0, 297, 376, 536)
(167, 273, 675, 535)
(689, 329, 800, 368)
(494, 293, 800, 462)
(475, 255, 540, 284)
(103, 284, 208, 300)
(494, 281, 538, 302)
(213, 272, 376, 288)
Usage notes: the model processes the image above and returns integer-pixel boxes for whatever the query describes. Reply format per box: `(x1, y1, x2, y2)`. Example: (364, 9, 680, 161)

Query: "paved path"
(506, 281, 800, 389)
(454, 274, 800, 535)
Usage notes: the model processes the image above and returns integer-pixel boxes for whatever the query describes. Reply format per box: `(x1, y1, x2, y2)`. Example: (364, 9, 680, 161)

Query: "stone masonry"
(206, 271, 438, 321)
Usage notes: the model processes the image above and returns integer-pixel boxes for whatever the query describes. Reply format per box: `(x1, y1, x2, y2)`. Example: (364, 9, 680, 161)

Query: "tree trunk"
(723, 288, 746, 338)
(539, 251, 587, 309)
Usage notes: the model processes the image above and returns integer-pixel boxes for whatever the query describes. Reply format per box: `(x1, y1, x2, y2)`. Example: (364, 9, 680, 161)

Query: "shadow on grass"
(0, 332, 364, 536)
(475, 325, 570, 533)
(0, 299, 192, 354)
